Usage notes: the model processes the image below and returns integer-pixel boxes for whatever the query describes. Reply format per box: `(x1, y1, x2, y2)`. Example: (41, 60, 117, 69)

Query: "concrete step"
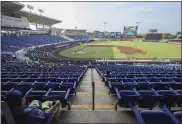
(54, 111, 137, 123)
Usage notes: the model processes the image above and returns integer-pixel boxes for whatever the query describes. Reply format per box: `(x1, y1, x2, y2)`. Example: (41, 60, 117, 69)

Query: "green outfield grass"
(58, 41, 181, 59)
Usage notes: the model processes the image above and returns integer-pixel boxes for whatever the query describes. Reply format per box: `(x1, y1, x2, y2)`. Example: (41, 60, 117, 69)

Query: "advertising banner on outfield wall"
(122, 26, 138, 38)
(110, 32, 121, 38)
(97, 32, 104, 38)
(97, 32, 121, 38)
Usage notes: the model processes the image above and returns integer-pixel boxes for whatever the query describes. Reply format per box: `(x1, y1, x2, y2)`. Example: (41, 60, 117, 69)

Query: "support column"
(49, 25, 52, 28)
(48, 25, 52, 35)
(35, 23, 38, 29)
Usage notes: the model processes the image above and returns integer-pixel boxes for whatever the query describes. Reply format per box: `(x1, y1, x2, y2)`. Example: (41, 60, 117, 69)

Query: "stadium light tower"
(38, 9, 44, 15)
(104, 22, 107, 40)
(136, 22, 141, 35)
(104, 22, 107, 32)
(27, 5, 34, 13)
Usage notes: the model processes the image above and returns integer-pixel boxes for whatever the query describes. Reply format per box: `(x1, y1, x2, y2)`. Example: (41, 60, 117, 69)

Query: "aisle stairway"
(54, 68, 137, 123)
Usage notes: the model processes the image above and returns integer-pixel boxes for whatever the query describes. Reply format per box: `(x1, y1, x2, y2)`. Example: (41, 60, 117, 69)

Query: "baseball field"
(58, 41, 181, 59)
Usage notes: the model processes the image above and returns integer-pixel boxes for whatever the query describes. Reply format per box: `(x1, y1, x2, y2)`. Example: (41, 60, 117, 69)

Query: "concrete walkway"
(55, 68, 137, 123)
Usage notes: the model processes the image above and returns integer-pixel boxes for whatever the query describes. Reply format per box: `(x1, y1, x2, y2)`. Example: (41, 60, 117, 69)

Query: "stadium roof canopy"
(1, 2, 25, 13)
(65, 29, 87, 31)
(16, 10, 62, 25)
(1, 2, 62, 25)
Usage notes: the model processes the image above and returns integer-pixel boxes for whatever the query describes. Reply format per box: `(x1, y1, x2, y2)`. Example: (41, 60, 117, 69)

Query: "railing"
(91, 64, 95, 110)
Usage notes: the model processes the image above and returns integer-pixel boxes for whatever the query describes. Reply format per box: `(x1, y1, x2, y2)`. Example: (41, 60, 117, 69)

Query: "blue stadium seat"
(175, 90, 182, 107)
(46, 81, 62, 89)
(60, 81, 77, 95)
(137, 90, 161, 108)
(170, 83, 182, 90)
(173, 111, 182, 121)
(44, 88, 71, 110)
(1, 89, 13, 101)
(115, 89, 139, 110)
(140, 110, 178, 124)
(33, 81, 49, 90)
(157, 90, 180, 108)
(108, 81, 123, 94)
(26, 88, 47, 101)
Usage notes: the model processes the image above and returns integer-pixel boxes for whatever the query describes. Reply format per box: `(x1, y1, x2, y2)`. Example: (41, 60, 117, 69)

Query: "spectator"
(107, 70, 111, 76)
(5, 90, 61, 124)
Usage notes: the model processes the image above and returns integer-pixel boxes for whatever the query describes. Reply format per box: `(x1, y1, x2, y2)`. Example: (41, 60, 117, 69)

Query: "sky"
(20, 2, 181, 34)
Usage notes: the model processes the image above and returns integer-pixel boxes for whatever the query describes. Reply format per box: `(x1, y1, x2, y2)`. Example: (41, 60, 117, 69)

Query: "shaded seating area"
(1, 35, 68, 53)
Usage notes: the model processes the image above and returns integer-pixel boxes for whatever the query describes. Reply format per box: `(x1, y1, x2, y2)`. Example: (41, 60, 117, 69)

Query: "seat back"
(110, 82, 123, 88)
(44, 90, 67, 101)
(33, 82, 48, 90)
(138, 90, 161, 108)
(173, 111, 182, 121)
(157, 90, 180, 107)
(1, 101, 16, 124)
(153, 83, 168, 90)
(46, 82, 62, 89)
(170, 83, 182, 90)
(136, 82, 152, 90)
(118, 90, 138, 108)
(26, 90, 47, 101)
(175, 90, 182, 107)
(140, 110, 174, 124)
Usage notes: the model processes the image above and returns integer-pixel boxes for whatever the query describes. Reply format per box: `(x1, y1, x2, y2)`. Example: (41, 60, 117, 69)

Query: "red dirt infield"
(88, 45, 145, 54)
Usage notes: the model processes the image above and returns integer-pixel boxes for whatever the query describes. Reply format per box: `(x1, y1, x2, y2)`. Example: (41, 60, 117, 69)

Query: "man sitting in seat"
(5, 90, 61, 124)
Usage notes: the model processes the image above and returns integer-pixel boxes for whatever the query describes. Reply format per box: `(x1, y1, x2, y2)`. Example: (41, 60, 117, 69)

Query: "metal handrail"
(91, 64, 95, 110)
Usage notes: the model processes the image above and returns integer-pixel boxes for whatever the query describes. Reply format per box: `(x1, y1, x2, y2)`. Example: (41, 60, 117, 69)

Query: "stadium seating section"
(1, 35, 90, 53)
(1, 42, 21, 52)
(25, 41, 81, 63)
(1, 56, 88, 109)
(1, 35, 68, 52)
(95, 64, 181, 124)
(66, 35, 90, 41)
(1, 26, 31, 30)
(1, 51, 182, 124)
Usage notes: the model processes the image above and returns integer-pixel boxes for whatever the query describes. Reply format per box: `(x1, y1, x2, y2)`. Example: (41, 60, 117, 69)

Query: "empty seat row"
(96, 64, 181, 123)
(115, 89, 182, 124)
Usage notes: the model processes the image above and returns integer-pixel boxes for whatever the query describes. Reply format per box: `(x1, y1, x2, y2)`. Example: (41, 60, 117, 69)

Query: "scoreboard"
(122, 26, 138, 38)
(176, 32, 182, 36)
(149, 29, 157, 33)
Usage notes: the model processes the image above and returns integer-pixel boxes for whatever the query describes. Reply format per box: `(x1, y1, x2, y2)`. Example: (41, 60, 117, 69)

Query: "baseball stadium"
(1, 1, 182, 124)
(58, 41, 181, 59)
